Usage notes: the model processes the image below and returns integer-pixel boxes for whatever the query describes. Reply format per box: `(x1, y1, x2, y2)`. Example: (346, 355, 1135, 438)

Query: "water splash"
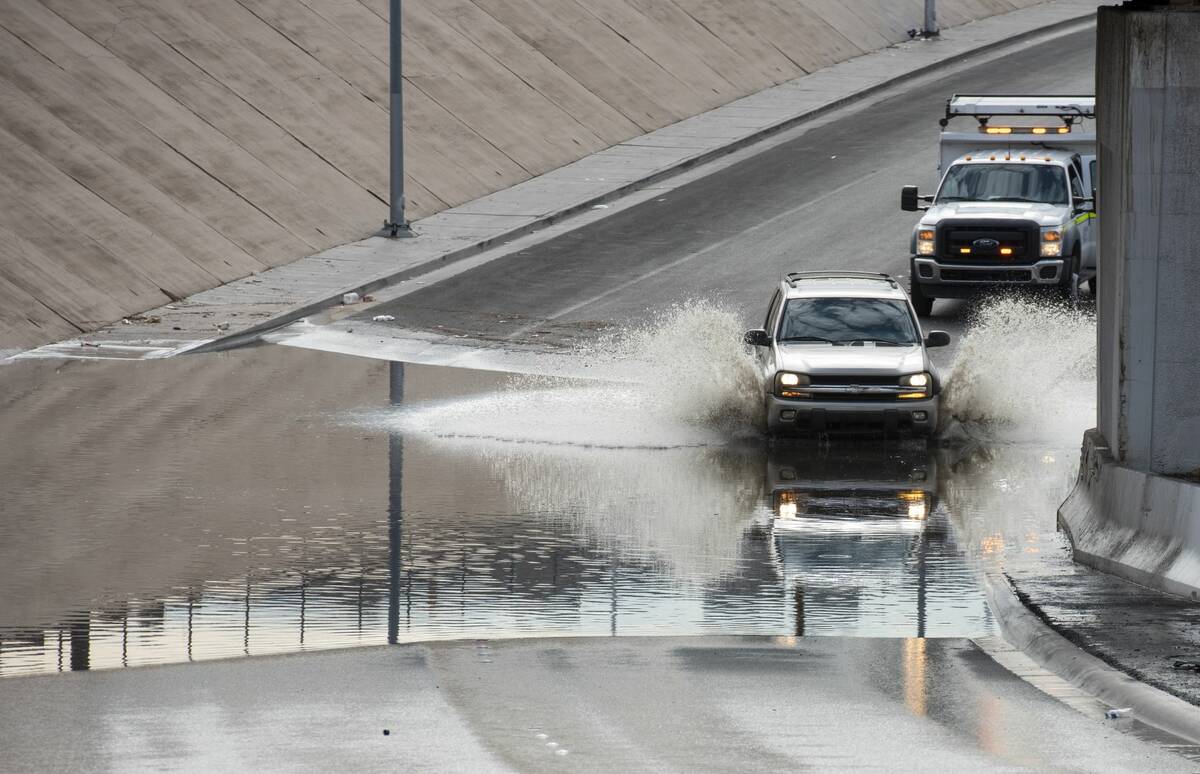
(380, 300, 765, 448)
(940, 296, 1095, 444)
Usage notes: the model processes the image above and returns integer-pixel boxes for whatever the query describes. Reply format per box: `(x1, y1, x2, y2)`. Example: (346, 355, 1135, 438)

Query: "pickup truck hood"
(776, 344, 926, 376)
(922, 200, 1066, 227)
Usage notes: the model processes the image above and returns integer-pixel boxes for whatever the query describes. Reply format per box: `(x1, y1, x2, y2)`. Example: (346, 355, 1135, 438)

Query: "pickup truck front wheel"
(909, 273, 933, 316)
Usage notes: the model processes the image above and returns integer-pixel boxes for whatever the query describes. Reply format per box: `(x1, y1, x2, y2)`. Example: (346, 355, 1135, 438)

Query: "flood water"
(0, 300, 1092, 677)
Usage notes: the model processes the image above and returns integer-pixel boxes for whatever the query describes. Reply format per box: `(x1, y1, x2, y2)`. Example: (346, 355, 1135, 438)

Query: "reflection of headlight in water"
(778, 502, 799, 520)
(898, 490, 928, 520)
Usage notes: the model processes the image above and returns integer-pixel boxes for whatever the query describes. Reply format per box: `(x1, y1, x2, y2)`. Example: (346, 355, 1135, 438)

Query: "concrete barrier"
(1060, 429, 1200, 600)
(0, 0, 1052, 349)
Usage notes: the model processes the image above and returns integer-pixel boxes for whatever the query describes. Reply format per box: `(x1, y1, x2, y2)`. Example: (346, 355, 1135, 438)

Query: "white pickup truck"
(900, 95, 1097, 315)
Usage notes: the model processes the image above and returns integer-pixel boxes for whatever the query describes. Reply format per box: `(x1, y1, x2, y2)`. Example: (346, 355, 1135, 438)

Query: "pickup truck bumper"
(912, 257, 1065, 296)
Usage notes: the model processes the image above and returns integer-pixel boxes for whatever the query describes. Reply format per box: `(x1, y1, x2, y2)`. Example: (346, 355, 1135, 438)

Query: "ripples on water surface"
(0, 299, 1095, 676)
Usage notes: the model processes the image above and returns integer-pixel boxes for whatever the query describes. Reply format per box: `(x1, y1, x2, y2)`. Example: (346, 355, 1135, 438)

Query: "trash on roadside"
(362, 295, 375, 302)
(342, 292, 361, 305)
(1104, 707, 1133, 719)
(216, 322, 231, 331)
(372, 315, 395, 322)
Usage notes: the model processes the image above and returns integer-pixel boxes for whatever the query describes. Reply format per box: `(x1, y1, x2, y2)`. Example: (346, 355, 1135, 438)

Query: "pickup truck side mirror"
(1074, 196, 1095, 214)
(901, 185, 932, 212)
(924, 331, 951, 348)
(743, 329, 771, 347)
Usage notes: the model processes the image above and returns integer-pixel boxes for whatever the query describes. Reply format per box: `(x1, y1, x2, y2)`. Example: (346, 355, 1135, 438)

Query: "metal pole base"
(381, 220, 416, 238)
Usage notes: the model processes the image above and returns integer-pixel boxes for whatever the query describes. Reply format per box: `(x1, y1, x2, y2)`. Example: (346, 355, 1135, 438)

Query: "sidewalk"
(982, 549, 1200, 747)
(8, 0, 1103, 361)
(1010, 559, 1200, 707)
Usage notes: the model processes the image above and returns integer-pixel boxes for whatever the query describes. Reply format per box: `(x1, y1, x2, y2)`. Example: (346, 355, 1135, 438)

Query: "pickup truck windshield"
(937, 163, 1068, 205)
(778, 298, 919, 346)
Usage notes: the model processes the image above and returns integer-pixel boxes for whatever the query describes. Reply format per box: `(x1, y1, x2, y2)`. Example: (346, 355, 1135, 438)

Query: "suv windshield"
(777, 297, 919, 346)
(936, 163, 1068, 205)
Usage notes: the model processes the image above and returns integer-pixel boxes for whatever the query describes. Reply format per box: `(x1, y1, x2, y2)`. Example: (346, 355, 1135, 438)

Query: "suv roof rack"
(784, 271, 899, 288)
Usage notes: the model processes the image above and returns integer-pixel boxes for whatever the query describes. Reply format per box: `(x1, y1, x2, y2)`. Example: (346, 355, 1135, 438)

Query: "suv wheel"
(909, 272, 933, 317)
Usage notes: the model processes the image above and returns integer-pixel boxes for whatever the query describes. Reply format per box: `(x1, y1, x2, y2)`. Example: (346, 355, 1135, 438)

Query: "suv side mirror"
(743, 329, 771, 347)
(924, 331, 951, 348)
(901, 185, 926, 212)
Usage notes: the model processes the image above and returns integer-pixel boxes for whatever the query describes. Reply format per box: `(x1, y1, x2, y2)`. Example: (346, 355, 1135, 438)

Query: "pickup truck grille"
(937, 219, 1040, 265)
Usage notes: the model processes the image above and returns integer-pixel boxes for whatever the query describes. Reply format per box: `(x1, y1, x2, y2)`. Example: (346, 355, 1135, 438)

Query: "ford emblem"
(972, 238, 1000, 251)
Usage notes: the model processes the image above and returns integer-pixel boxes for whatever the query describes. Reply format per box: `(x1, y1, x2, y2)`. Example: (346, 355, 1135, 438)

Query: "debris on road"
(1104, 707, 1133, 719)
(372, 315, 395, 322)
(342, 292, 361, 305)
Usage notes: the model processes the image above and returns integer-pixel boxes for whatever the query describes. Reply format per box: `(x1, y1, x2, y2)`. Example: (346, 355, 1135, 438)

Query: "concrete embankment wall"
(0, 0, 1048, 349)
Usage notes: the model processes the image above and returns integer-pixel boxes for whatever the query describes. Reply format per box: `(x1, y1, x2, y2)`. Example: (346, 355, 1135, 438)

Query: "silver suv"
(743, 272, 950, 437)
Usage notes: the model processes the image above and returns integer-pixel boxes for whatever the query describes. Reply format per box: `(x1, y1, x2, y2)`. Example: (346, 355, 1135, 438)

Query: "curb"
(188, 9, 1098, 355)
(980, 569, 1200, 745)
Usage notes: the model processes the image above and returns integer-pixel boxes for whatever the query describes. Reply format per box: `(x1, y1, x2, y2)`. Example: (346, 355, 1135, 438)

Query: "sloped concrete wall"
(0, 0, 1048, 348)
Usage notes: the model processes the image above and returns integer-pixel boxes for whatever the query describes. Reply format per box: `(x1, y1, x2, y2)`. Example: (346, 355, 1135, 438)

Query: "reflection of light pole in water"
(916, 528, 928, 639)
(388, 361, 405, 645)
(793, 584, 805, 637)
(69, 614, 89, 671)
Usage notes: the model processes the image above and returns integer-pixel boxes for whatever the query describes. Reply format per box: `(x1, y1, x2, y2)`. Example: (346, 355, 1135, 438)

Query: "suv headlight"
(775, 372, 810, 396)
(1040, 229, 1062, 257)
(917, 229, 935, 256)
(898, 372, 931, 399)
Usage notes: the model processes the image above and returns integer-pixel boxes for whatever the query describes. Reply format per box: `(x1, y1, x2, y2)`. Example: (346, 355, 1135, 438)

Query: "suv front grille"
(808, 374, 898, 386)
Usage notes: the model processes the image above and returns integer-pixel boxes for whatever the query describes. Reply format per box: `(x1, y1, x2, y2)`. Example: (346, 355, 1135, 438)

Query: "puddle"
(0, 336, 1089, 677)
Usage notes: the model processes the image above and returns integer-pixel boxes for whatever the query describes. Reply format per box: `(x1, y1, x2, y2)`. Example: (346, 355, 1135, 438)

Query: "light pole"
(923, 0, 938, 38)
(385, 0, 414, 237)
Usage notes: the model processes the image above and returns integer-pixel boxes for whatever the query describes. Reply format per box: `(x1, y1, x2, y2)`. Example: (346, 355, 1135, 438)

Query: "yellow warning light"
(1044, 156, 1052, 161)
(1019, 154, 1027, 161)
(989, 155, 996, 161)
(964, 155, 973, 161)
(1032, 127, 1047, 135)
(1057, 126, 1070, 134)
(959, 247, 971, 254)
(984, 126, 1013, 135)
(1000, 247, 1013, 256)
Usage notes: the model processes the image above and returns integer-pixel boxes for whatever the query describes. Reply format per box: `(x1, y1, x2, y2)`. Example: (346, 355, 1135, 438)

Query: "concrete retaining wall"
(0, 0, 1049, 349)
(1060, 430, 1200, 600)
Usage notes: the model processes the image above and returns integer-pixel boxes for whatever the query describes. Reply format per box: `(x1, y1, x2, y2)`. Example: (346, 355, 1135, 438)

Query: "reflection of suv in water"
(743, 272, 950, 437)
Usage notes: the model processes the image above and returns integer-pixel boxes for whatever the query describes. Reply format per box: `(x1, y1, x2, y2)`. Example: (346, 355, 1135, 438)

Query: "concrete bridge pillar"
(1058, 3, 1200, 599)
(1096, 3, 1200, 477)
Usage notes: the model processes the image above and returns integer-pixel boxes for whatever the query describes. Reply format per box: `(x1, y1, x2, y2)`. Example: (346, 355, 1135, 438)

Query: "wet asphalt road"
(4, 637, 1192, 774)
(352, 29, 1096, 352)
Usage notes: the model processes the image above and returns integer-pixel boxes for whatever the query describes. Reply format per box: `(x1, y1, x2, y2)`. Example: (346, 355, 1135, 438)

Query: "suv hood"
(923, 200, 1066, 227)
(775, 344, 926, 376)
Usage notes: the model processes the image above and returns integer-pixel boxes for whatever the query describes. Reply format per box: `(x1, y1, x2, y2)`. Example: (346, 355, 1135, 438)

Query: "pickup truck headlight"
(775, 372, 810, 396)
(917, 229, 935, 256)
(1040, 229, 1062, 257)
(901, 373, 930, 388)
